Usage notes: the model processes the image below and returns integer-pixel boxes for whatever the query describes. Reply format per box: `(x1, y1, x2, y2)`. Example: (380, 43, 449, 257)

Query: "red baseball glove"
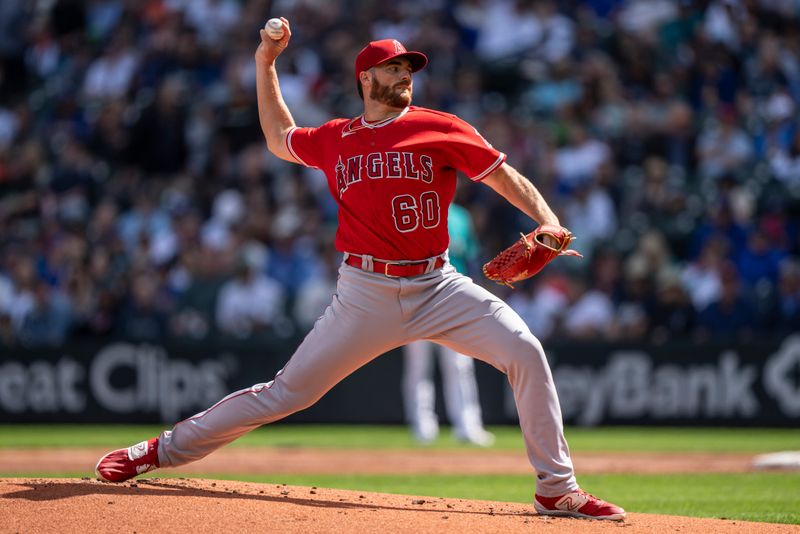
(483, 224, 582, 287)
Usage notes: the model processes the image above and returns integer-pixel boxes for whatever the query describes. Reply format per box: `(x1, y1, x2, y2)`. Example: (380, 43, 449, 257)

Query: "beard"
(369, 75, 412, 108)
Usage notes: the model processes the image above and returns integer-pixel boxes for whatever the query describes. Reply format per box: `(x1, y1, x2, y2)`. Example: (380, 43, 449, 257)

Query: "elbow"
(265, 136, 284, 157)
(266, 129, 291, 156)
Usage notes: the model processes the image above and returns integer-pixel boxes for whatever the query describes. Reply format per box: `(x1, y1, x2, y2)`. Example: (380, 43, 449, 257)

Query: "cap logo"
(393, 40, 406, 54)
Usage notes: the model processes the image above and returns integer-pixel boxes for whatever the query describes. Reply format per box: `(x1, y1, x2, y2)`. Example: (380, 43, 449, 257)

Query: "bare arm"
(482, 162, 560, 226)
(254, 17, 296, 162)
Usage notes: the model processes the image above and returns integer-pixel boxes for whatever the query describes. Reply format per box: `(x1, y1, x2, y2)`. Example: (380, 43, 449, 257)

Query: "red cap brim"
(357, 51, 428, 80)
(385, 51, 428, 72)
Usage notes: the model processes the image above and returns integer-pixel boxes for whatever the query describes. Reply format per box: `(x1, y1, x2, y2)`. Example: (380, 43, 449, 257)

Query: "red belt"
(345, 255, 445, 278)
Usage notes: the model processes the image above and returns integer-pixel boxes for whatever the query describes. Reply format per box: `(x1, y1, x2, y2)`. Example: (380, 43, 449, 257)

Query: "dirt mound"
(1, 478, 796, 533)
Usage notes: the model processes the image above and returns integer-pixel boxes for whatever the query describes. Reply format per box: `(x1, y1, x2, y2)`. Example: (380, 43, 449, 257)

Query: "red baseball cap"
(355, 39, 428, 82)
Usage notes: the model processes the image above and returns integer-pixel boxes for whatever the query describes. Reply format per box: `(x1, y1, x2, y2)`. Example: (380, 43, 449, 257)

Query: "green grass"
(3, 471, 796, 524)
(563, 427, 800, 453)
(1, 424, 799, 453)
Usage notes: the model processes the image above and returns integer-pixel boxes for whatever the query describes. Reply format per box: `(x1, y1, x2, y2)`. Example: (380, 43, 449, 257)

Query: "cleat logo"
(127, 441, 149, 461)
(557, 493, 588, 512)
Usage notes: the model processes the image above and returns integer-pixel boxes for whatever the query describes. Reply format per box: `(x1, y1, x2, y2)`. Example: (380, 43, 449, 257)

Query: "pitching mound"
(1, 478, 796, 533)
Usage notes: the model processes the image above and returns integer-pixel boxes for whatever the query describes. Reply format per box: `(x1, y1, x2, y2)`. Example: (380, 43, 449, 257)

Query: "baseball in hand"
(265, 18, 285, 40)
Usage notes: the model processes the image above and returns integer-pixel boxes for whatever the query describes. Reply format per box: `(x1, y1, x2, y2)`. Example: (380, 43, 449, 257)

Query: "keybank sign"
(0, 343, 232, 422)
(554, 335, 800, 425)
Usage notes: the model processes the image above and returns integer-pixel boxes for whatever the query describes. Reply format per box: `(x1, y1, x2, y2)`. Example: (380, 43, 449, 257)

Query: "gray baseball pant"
(157, 262, 578, 497)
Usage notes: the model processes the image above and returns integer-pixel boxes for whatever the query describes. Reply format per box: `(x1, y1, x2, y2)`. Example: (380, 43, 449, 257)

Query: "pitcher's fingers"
(280, 18, 291, 40)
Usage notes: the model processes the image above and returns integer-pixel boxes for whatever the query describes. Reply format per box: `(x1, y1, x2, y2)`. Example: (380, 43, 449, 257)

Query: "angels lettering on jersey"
(335, 152, 434, 198)
(285, 106, 506, 260)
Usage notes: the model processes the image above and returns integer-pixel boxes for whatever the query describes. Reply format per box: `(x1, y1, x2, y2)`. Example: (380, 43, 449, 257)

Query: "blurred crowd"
(0, 0, 799, 348)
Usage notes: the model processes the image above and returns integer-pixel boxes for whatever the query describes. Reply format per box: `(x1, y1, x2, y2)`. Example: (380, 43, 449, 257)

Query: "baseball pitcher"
(95, 18, 625, 521)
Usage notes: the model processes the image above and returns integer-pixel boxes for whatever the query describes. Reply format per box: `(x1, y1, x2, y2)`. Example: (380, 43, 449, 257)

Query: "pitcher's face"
(367, 57, 413, 108)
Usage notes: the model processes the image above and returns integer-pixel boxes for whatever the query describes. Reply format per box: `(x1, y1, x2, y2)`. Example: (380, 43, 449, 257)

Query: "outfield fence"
(1, 335, 798, 426)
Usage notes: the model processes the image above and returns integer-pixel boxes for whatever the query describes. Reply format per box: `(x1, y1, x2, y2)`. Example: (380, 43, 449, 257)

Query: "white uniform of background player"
(403, 203, 494, 446)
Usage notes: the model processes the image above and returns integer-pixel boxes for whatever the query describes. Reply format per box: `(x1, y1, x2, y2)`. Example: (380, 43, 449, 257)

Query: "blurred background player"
(402, 201, 495, 447)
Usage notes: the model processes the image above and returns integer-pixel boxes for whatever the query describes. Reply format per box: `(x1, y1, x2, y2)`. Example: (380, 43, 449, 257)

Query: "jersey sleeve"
(444, 116, 506, 181)
(286, 126, 324, 169)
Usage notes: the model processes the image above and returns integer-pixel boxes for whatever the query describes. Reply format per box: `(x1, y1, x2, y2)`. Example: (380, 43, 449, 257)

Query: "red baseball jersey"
(286, 106, 506, 260)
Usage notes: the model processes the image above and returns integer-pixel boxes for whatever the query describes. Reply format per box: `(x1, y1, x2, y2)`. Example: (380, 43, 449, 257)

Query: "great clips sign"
(0, 339, 403, 424)
(0, 343, 236, 423)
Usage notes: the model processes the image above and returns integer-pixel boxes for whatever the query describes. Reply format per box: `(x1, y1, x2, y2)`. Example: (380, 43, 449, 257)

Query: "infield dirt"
(1, 449, 797, 533)
(2, 477, 798, 533)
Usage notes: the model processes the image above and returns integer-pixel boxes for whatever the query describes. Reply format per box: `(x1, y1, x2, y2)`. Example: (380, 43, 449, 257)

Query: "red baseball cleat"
(95, 438, 160, 483)
(534, 488, 626, 521)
